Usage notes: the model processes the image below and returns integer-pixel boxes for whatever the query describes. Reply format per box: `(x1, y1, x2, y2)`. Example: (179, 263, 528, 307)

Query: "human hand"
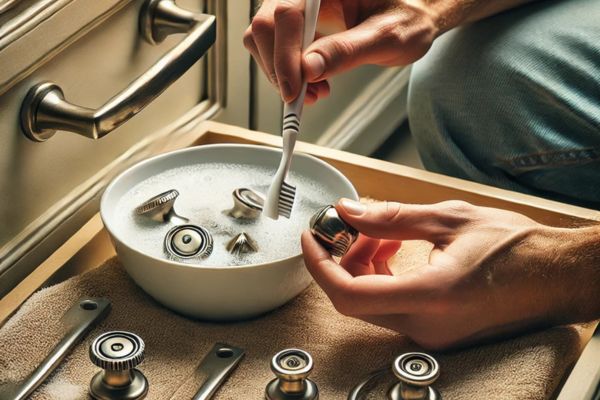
(301, 199, 593, 349)
(243, 0, 439, 104)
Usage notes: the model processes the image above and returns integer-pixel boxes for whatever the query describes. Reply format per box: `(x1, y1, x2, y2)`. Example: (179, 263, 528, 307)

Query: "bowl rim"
(100, 143, 359, 270)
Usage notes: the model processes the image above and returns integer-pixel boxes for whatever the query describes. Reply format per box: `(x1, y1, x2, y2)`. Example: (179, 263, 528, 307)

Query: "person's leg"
(408, 0, 600, 208)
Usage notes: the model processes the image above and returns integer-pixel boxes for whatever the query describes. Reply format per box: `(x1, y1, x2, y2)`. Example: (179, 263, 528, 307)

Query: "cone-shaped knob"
(226, 232, 258, 256)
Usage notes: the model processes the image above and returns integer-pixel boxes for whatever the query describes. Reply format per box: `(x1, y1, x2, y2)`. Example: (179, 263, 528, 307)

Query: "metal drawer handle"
(20, 0, 216, 142)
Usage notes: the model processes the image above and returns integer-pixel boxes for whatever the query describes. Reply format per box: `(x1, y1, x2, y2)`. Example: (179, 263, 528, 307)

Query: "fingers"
(339, 237, 400, 276)
(244, 0, 331, 104)
(243, 26, 270, 81)
(301, 231, 428, 316)
(373, 240, 402, 263)
(301, 19, 399, 82)
(372, 240, 401, 276)
(247, 1, 278, 86)
(301, 230, 355, 294)
(373, 261, 392, 276)
(335, 199, 475, 244)
(245, 1, 436, 103)
(305, 80, 330, 104)
(304, 89, 318, 105)
(340, 234, 380, 276)
(274, 0, 304, 102)
(301, 6, 437, 82)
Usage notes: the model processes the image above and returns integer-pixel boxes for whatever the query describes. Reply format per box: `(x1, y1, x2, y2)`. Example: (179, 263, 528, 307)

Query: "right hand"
(301, 199, 595, 349)
(243, 0, 439, 104)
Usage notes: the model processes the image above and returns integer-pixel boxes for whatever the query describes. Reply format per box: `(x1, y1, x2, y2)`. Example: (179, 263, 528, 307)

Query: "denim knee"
(407, 0, 600, 207)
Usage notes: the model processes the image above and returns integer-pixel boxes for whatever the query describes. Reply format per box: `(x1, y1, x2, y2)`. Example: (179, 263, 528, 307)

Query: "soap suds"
(113, 163, 338, 266)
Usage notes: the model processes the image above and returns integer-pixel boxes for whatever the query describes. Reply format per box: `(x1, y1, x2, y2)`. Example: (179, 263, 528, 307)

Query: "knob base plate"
(90, 369, 148, 400)
(20, 82, 60, 142)
(388, 384, 441, 400)
(265, 379, 319, 400)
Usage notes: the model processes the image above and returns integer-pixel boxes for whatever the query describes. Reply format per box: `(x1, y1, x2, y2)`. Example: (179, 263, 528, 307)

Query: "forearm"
(549, 224, 600, 324)
(415, 0, 542, 34)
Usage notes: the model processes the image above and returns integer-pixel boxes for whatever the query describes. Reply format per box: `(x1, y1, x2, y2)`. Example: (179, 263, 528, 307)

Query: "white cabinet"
(0, 0, 250, 294)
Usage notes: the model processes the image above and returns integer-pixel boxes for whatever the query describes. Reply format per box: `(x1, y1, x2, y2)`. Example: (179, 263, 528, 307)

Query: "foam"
(113, 163, 339, 267)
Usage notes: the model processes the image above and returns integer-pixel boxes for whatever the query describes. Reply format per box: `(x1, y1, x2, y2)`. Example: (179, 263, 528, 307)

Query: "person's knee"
(406, 0, 600, 206)
(406, 26, 494, 177)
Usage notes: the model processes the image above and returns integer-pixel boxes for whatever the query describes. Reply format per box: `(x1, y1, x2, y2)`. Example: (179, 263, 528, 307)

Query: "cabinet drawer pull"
(20, 0, 216, 142)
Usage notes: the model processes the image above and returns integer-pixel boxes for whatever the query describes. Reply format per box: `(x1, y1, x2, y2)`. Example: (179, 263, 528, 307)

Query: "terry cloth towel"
(0, 241, 588, 400)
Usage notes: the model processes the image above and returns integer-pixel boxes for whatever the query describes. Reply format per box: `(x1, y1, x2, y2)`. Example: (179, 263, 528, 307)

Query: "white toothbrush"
(264, 0, 321, 220)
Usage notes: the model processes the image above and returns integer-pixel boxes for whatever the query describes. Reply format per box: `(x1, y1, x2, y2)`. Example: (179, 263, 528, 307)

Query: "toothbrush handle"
(283, 0, 321, 125)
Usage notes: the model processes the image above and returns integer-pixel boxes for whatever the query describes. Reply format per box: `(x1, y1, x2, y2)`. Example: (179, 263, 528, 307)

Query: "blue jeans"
(408, 0, 600, 209)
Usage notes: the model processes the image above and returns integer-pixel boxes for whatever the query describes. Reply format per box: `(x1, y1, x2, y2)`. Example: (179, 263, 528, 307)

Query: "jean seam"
(497, 147, 600, 172)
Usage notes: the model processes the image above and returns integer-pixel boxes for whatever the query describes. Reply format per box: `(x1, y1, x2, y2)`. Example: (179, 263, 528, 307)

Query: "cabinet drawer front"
(0, 0, 233, 294)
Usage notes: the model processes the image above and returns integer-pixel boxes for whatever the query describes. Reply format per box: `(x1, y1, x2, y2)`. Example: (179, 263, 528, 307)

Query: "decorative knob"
(135, 189, 189, 223)
(226, 232, 258, 256)
(226, 188, 265, 220)
(309, 205, 358, 257)
(388, 352, 441, 400)
(164, 224, 214, 259)
(265, 349, 318, 400)
(89, 331, 148, 400)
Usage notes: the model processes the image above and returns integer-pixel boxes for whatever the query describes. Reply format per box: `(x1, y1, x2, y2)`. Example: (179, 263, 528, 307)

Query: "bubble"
(113, 162, 340, 267)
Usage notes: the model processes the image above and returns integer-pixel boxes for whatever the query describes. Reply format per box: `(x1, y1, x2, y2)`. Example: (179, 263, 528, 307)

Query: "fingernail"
(280, 80, 293, 101)
(339, 198, 365, 216)
(305, 52, 325, 80)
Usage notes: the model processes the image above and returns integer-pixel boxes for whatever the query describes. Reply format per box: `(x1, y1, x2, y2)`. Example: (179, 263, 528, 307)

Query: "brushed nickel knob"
(164, 224, 214, 260)
(226, 232, 258, 256)
(309, 205, 358, 257)
(226, 188, 265, 220)
(89, 331, 148, 400)
(135, 189, 188, 223)
(388, 352, 441, 400)
(266, 349, 318, 400)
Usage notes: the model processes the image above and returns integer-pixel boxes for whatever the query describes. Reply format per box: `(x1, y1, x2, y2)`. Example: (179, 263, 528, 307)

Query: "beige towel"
(0, 241, 586, 400)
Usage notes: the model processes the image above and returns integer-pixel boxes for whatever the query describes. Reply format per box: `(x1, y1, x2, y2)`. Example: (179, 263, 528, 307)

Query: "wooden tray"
(1, 121, 599, 398)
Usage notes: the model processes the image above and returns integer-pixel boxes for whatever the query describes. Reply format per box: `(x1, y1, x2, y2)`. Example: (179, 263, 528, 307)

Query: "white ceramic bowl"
(101, 144, 358, 320)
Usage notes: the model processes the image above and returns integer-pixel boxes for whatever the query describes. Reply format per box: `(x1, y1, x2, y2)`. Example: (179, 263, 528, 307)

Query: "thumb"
(335, 199, 462, 244)
(302, 23, 390, 82)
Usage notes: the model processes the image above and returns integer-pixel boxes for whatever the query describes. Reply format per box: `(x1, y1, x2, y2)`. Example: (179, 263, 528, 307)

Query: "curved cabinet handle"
(20, 0, 216, 142)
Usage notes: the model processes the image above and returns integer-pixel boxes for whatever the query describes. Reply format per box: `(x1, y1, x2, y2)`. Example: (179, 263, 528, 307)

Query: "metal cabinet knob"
(226, 232, 258, 256)
(266, 349, 319, 400)
(164, 224, 214, 259)
(388, 352, 441, 400)
(20, 0, 216, 142)
(310, 205, 358, 257)
(135, 189, 189, 223)
(89, 331, 148, 400)
(226, 188, 265, 220)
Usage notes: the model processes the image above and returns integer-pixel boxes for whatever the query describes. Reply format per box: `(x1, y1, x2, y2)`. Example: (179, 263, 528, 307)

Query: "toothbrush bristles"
(278, 181, 296, 219)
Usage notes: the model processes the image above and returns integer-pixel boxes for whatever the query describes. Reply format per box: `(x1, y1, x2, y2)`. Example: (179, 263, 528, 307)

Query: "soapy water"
(113, 162, 340, 266)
